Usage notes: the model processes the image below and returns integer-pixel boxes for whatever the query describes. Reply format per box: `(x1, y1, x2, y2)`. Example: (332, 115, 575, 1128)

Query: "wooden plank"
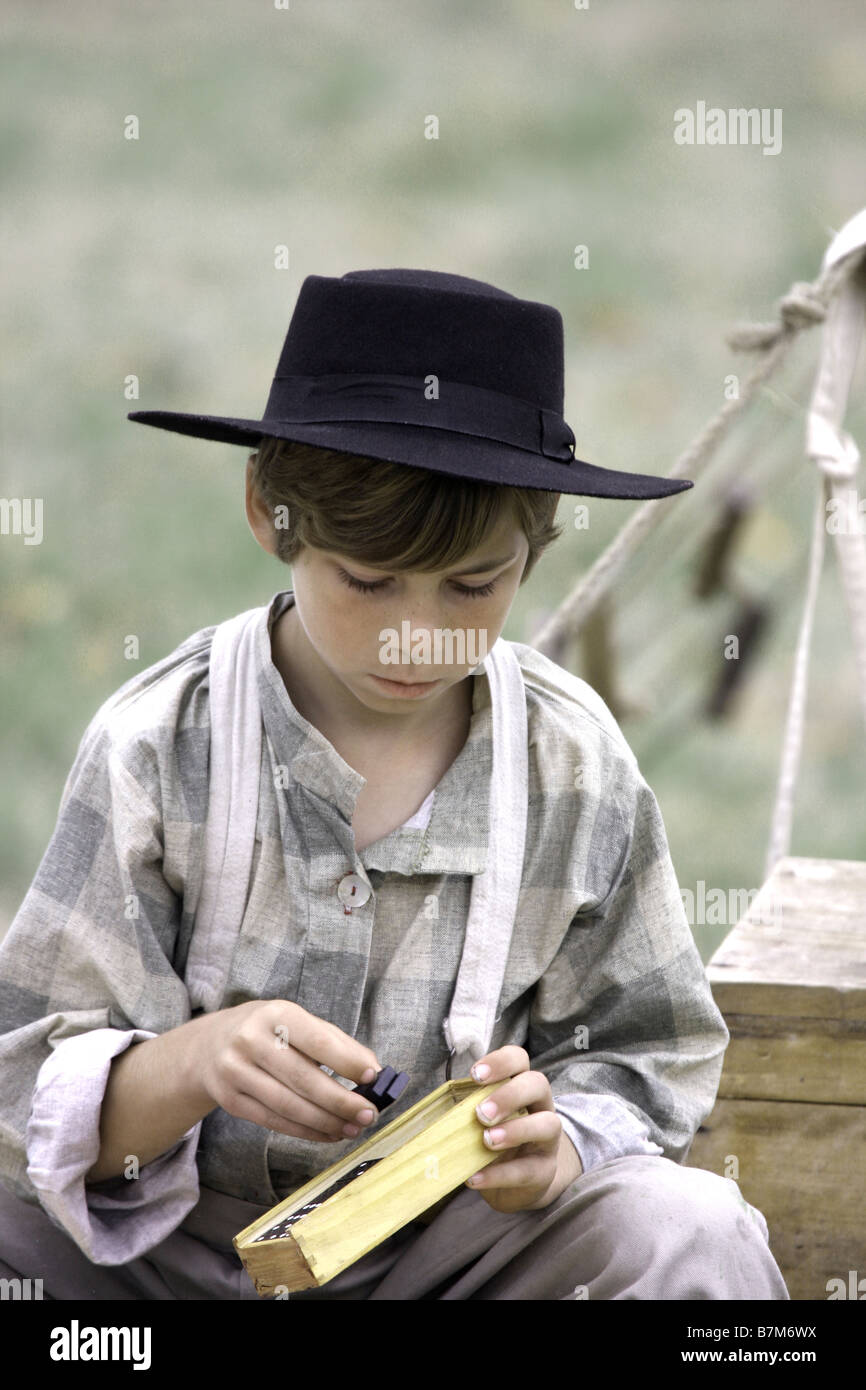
(717, 1015, 866, 1104)
(709, 977, 866, 1021)
(685, 1097, 866, 1301)
(706, 857, 866, 1022)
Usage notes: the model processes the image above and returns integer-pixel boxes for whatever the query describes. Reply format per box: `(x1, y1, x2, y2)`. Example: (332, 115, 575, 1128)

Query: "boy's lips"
(370, 673, 441, 697)
(380, 676, 434, 685)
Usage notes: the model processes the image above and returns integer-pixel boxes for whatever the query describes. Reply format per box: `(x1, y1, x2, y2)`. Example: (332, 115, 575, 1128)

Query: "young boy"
(0, 268, 789, 1299)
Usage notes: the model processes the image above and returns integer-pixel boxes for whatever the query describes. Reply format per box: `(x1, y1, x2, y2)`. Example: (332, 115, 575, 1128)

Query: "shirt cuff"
(554, 1092, 665, 1175)
(25, 1027, 202, 1265)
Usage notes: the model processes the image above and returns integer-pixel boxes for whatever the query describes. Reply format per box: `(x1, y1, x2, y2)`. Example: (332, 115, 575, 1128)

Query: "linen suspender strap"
(186, 606, 264, 1014)
(442, 637, 529, 1080)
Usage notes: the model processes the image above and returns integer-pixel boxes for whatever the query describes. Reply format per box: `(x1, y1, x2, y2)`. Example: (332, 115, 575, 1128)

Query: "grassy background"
(2, 0, 865, 959)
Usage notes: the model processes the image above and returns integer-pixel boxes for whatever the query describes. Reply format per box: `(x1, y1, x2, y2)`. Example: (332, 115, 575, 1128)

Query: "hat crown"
(273, 269, 566, 412)
(340, 267, 517, 299)
(126, 264, 695, 501)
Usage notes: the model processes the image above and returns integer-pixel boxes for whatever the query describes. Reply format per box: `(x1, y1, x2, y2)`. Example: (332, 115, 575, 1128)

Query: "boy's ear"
(245, 457, 277, 556)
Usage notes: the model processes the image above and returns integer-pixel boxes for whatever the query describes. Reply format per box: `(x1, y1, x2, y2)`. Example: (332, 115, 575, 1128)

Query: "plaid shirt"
(0, 589, 729, 1264)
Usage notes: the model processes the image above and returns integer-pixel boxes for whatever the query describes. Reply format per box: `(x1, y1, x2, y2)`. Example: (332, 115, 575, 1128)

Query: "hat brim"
(127, 410, 693, 501)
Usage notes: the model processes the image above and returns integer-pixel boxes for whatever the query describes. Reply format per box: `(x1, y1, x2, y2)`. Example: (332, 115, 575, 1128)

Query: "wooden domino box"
(234, 1077, 528, 1296)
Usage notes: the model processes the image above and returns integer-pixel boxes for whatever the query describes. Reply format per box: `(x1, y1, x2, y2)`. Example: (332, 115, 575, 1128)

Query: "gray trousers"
(0, 1155, 790, 1300)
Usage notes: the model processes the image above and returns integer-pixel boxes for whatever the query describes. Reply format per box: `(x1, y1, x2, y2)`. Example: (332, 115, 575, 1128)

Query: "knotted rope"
(763, 247, 866, 877)
(529, 251, 861, 656)
(725, 278, 835, 353)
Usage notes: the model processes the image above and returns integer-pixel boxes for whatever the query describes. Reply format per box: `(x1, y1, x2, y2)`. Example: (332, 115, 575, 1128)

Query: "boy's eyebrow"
(336, 551, 519, 577)
(451, 552, 518, 575)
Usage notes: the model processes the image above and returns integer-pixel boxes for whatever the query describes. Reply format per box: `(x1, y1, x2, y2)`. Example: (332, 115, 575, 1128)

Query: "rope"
(529, 252, 861, 656)
(624, 421, 811, 704)
(725, 281, 831, 352)
(764, 249, 866, 875)
(831, 466, 866, 734)
(622, 356, 818, 622)
(763, 472, 830, 881)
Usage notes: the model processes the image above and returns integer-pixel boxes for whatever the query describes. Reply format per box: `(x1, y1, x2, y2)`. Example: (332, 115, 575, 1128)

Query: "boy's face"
(245, 460, 530, 724)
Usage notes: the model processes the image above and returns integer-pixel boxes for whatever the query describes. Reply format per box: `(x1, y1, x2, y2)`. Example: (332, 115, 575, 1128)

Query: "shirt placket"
(289, 774, 377, 1043)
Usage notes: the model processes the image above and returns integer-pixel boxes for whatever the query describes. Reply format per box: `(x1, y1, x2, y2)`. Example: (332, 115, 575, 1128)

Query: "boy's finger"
(257, 1043, 382, 1126)
(480, 1111, 562, 1151)
(474, 1068, 551, 1125)
(266, 1006, 382, 1085)
(469, 1045, 530, 1082)
(466, 1152, 550, 1189)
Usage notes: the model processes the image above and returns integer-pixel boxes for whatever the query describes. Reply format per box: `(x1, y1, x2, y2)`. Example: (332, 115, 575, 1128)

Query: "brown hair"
(248, 437, 564, 584)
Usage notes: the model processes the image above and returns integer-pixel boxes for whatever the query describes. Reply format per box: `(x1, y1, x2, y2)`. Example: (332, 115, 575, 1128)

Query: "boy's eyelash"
(336, 568, 497, 599)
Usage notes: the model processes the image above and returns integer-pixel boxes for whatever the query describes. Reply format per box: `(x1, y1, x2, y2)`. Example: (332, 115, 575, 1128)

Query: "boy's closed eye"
(335, 565, 499, 600)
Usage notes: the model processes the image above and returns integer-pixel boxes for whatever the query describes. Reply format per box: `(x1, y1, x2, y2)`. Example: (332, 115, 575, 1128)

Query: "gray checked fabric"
(0, 589, 729, 1264)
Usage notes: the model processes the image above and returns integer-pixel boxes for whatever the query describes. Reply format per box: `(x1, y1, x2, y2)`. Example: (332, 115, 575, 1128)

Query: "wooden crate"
(685, 856, 866, 1300)
(234, 1078, 528, 1296)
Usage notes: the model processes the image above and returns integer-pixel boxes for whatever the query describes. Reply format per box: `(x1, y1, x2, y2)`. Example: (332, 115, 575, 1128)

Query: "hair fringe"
(248, 438, 564, 583)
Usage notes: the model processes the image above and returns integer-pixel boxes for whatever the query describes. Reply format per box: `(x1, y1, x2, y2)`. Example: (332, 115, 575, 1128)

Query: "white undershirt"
(398, 786, 436, 831)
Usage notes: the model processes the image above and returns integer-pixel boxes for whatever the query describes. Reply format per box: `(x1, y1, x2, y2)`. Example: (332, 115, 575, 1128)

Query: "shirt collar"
(254, 590, 490, 876)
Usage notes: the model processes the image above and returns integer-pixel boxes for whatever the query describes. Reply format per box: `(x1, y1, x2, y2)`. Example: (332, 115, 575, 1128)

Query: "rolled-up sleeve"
(0, 706, 201, 1263)
(24, 1027, 201, 1264)
(528, 769, 730, 1176)
(554, 1094, 664, 1173)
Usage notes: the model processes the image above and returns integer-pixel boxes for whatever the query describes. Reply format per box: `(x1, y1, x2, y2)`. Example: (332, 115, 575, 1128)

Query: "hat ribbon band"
(262, 372, 575, 463)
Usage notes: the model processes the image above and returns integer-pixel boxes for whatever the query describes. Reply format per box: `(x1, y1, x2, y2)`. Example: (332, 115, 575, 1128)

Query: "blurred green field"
(2, 0, 865, 960)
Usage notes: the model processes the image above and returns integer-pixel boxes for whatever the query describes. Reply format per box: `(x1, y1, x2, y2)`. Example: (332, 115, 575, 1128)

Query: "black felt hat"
(128, 267, 692, 500)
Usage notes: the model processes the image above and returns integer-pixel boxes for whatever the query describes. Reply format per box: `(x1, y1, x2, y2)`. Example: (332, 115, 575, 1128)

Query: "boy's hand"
(194, 1000, 384, 1144)
(465, 1045, 583, 1213)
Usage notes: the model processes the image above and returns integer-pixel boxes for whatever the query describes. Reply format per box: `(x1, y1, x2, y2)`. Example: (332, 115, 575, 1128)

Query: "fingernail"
(485, 1127, 505, 1145)
(471, 1063, 490, 1081)
(358, 1108, 375, 1124)
(360, 1067, 378, 1084)
(477, 1100, 497, 1121)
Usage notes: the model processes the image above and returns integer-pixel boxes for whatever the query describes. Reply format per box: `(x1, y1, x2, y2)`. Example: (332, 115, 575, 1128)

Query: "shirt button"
(337, 872, 372, 910)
